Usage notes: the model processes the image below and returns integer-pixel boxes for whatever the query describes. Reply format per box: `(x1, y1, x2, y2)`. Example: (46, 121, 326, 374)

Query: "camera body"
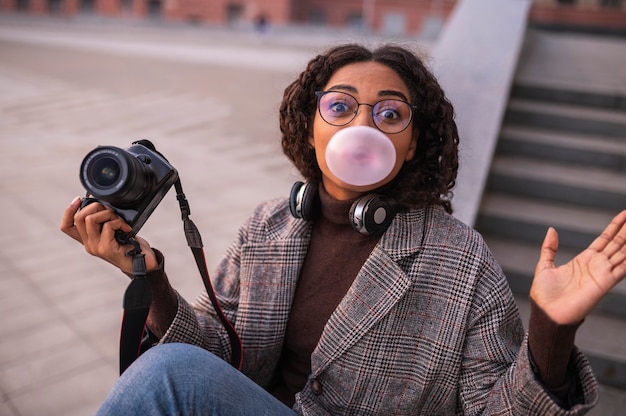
(79, 140, 178, 237)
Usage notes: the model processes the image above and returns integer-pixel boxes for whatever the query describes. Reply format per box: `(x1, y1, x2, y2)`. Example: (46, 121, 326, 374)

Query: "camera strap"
(117, 182, 244, 374)
(116, 161, 243, 376)
(174, 179, 243, 371)
(119, 238, 152, 374)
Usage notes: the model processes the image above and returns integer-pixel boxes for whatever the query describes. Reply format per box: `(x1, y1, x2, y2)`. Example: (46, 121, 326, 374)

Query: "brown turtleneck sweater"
(269, 185, 380, 405)
(265, 185, 578, 408)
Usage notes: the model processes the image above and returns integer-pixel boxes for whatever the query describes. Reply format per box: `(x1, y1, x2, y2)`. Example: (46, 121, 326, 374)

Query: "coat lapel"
(312, 209, 426, 372)
(239, 236, 309, 324)
(237, 219, 311, 382)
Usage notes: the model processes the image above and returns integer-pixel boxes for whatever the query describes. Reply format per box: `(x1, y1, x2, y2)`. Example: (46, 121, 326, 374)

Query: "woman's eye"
(375, 107, 402, 123)
(379, 109, 400, 120)
(329, 101, 350, 114)
(375, 101, 408, 124)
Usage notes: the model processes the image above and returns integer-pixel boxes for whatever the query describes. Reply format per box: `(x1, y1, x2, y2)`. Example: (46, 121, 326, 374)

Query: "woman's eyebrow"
(326, 85, 410, 102)
(326, 84, 357, 93)
(378, 90, 410, 102)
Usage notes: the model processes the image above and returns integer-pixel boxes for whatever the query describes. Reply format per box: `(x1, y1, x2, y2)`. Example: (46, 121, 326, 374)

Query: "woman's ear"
(305, 120, 316, 148)
(405, 131, 418, 161)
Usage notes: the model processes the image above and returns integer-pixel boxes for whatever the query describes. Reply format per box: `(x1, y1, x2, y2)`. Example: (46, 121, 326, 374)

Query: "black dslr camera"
(79, 140, 178, 238)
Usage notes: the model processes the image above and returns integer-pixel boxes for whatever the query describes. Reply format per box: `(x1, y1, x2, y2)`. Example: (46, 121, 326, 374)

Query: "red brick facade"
(158, 0, 291, 25)
(2, 0, 625, 35)
(292, 0, 456, 34)
(530, 3, 626, 32)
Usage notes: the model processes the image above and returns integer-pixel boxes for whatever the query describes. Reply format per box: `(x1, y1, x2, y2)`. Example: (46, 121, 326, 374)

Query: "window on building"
(48, 0, 62, 12)
(381, 12, 407, 36)
(148, 0, 162, 18)
(226, 3, 244, 25)
(346, 12, 364, 30)
(16, 0, 29, 11)
(600, 0, 622, 7)
(309, 9, 326, 25)
(80, 0, 95, 13)
(121, 0, 132, 12)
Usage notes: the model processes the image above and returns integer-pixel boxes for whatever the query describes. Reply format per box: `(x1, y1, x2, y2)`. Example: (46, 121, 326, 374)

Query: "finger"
(73, 200, 106, 232)
(589, 210, 626, 256)
(60, 196, 84, 242)
(83, 209, 120, 240)
(74, 199, 107, 218)
(80, 210, 123, 255)
(535, 227, 559, 275)
(609, 246, 626, 271)
(612, 261, 626, 285)
(101, 218, 133, 245)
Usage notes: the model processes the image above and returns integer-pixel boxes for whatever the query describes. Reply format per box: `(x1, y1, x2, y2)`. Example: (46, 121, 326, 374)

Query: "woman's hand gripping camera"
(60, 196, 160, 276)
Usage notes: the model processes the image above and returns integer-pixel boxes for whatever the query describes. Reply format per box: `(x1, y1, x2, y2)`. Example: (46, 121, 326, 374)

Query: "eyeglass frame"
(315, 90, 419, 134)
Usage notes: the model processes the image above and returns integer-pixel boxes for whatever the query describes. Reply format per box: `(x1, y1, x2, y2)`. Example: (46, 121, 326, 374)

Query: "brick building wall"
(1, 0, 625, 35)
(160, 0, 292, 25)
(0, 0, 293, 24)
(294, 0, 456, 34)
(532, 0, 626, 32)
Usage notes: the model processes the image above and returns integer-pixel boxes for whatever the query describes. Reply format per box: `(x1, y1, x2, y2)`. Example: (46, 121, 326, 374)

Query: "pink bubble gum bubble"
(325, 126, 396, 187)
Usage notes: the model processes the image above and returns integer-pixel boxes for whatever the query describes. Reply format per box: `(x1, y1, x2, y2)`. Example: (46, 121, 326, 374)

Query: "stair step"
(510, 84, 626, 111)
(498, 125, 626, 171)
(476, 193, 616, 250)
(504, 99, 626, 139)
(487, 156, 626, 211)
(515, 295, 626, 389)
(490, 156, 626, 194)
(485, 29, 626, 394)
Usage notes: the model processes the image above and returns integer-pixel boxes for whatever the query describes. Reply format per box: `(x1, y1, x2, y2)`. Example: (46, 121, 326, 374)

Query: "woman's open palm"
(530, 210, 626, 325)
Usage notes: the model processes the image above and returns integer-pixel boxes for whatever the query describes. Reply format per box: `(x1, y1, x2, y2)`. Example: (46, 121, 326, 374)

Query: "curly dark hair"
(279, 43, 459, 213)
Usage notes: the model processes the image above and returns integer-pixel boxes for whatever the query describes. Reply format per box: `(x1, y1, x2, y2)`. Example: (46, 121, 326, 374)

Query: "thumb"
(536, 227, 559, 275)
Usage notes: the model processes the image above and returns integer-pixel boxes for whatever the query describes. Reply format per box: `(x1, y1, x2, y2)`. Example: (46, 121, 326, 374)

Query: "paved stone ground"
(0, 18, 294, 416)
(0, 14, 624, 415)
(0, 16, 430, 415)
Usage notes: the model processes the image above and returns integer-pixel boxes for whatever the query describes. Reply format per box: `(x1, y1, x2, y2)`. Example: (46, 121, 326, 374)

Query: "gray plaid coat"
(162, 198, 598, 415)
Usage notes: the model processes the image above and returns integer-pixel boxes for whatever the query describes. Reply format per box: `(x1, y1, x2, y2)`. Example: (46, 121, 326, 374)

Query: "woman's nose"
(352, 104, 376, 128)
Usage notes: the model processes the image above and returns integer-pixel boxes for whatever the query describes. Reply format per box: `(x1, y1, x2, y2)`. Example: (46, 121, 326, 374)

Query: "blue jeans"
(97, 343, 298, 416)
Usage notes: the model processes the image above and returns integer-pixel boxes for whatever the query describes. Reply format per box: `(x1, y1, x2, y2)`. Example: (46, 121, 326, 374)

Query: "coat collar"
(311, 208, 427, 373)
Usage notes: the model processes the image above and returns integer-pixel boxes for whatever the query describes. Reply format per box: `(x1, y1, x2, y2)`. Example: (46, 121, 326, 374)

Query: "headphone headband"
(289, 182, 396, 235)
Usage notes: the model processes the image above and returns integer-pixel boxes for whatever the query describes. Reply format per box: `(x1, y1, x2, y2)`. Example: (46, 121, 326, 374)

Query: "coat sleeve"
(459, 260, 599, 415)
(156, 211, 251, 361)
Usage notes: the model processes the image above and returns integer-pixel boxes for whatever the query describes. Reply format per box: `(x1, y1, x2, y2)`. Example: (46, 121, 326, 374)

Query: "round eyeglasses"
(315, 90, 417, 134)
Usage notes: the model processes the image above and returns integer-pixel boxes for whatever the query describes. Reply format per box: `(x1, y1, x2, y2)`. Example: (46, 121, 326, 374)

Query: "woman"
(61, 44, 625, 415)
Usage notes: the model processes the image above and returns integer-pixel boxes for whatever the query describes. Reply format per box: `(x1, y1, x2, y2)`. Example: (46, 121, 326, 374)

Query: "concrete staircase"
(475, 81, 626, 393)
(429, 2, 626, 407)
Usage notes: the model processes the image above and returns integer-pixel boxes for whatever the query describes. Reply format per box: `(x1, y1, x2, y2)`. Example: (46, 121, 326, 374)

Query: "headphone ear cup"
(289, 181, 304, 218)
(349, 195, 397, 235)
(289, 182, 319, 221)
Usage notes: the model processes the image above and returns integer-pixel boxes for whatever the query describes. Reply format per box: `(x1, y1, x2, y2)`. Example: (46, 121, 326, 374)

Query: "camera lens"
(89, 156, 120, 188)
(80, 146, 153, 208)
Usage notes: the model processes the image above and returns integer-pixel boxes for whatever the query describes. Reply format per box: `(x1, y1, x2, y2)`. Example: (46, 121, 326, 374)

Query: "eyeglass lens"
(317, 91, 413, 134)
